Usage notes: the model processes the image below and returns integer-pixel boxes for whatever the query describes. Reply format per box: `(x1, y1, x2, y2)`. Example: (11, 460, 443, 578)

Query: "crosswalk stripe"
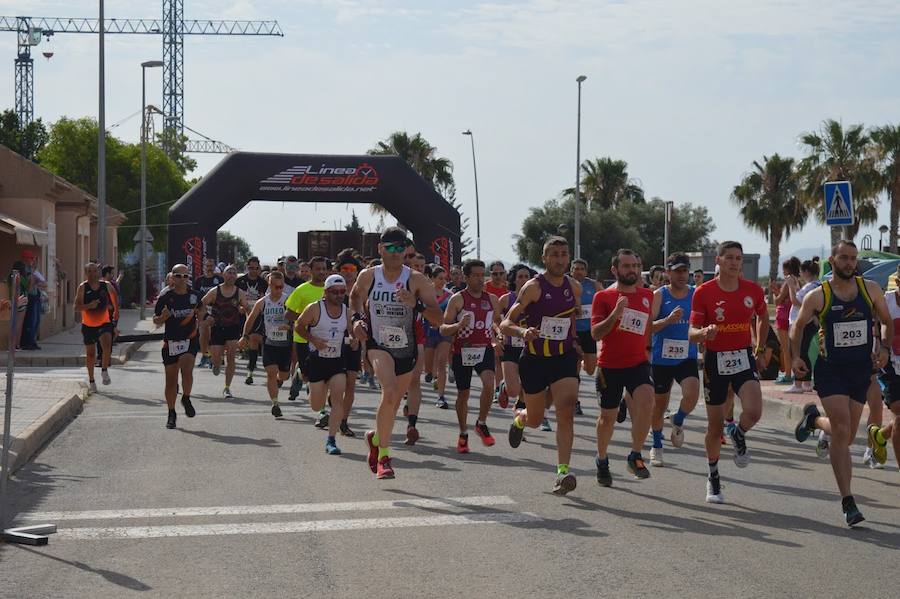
(21, 495, 516, 522)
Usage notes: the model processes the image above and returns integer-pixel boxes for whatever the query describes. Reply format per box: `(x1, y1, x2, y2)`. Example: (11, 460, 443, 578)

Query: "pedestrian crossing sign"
(824, 181, 853, 227)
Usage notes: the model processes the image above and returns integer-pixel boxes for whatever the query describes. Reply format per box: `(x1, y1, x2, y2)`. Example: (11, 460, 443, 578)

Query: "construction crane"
(0, 3, 282, 155)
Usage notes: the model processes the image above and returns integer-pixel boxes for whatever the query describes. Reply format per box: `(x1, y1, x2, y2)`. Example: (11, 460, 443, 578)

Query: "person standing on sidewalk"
(74, 263, 119, 393)
(21, 249, 47, 350)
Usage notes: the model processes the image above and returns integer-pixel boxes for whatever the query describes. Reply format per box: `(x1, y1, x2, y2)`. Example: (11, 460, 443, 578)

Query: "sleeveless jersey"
(651, 286, 697, 365)
(818, 277, 874, 365)
(503, 292, 526, 350)
(452, 289, 494, 354)
(262, 292, 290, 347)
(576, 278, 597, 332)
(82, 281, 112, 327)
(367, 265, 415, 359)
(212, 286, 242, 327)
(886, 290, 900, 358)
(309, 300, 347, 359)
(522, 274, 577, 357)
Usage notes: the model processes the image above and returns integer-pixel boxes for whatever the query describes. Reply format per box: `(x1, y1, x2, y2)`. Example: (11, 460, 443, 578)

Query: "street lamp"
(98, 0, 106, 264)
(140, 60, 164, 319)
(574, 75, 587, 260)
(879, 224, 889, 252)
(462, 129, 481, 259)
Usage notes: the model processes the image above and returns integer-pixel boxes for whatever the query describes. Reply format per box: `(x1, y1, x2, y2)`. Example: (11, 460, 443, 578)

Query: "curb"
(2, 338, 151, 368)
(6, 384, 87, 475)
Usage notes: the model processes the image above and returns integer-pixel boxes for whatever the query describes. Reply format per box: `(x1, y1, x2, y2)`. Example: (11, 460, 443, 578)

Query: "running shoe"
(729, 426, 750, 468)
(223, 386, 233, 399)
(314, 410, 329, 429)
(540, 418, 552, 432)
(212, 364, 221, 376)
(649, 446, 664, 467)
(596, 458, 612, 487)
(424, 372, 434, 384)
(574, 400, 583, 416)
(862, 447, 877, 469)
(457, 434, 470, 454)
(794, 403, 820, 443)
(815, 430, 830, 459)
(552, 473, 577, 496)
(359, 372, 370, 385)
(774, 373, 793, 385)
(340, 421, 356, 437)
(616, 401, 628, 424)
(288, 375, 301, 401)
(436, 395, 449, 409)
(843, 498, 865, 527)
(368, 377, 379, 390)
(784, 383, 804, 394)
(405, 425, 420, 446)
(101, 370, 111, 385)
(670, 424, 685, 448)
(376, 455, 395, 479)
(325, 438, 342, 455)
(474, 421, 496, 446)
(514, 399, 526, 410)
(627, 455, 651, 479)
(724, 420, 736, 438)
(166, 410, 177, 429)
(365, 430, 379, 473)
(271, 404, 283, 418)
(198, 355, 209, 368)
(497, 381, 509, 409)
(245, 374, 254, 385)
(508, 416, 525, 449)
(868, 425, 888, 465)
(88, 381, 97, 394)
(705, 476, 724, 504)
(181, 396, 196, 418)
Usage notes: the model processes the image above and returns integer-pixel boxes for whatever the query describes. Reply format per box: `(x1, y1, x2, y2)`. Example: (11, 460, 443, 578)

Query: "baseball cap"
(324, 274, 347, 290)
(380, 226, 409, 246)
(667, 255, 691, 270)
(21, 249, 34, 259)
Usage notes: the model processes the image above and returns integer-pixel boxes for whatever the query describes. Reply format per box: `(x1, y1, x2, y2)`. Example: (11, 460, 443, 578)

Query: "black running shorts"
(596, 362, 653, 409)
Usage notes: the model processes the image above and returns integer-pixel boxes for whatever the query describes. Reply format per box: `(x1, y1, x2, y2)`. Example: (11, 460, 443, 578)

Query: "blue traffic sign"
(824, 181, 853, 227)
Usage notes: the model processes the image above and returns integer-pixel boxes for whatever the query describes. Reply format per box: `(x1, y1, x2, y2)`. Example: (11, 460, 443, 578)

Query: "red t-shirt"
(592, 286, 654, 368)
(690, 278, 767, 352)
(485, 282, 507, 301)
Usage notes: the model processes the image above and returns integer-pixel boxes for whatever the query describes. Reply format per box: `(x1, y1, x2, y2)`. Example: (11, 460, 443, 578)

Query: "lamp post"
(140, 60, 164, 319)
(462, 129, 481, 259)
(574, 75, 587, 260)
(97, 0, 106, 264)
(879, 224, 889, 252)
(663, 200, 674, 262)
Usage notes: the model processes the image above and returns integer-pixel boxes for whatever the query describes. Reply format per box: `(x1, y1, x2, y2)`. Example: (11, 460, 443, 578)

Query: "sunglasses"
(172, 273, 190, 279)
(384, 243, 407, 254)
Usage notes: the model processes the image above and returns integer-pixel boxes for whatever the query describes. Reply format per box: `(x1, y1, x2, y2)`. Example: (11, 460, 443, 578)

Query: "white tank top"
(262, 292, 290, 346)
(309, 300, 347, 359)
(367, 265, 415, 358)
(886, 290, 900, 358)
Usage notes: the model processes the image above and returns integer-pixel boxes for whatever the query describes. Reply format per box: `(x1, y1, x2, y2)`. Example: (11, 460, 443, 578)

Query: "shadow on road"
(11, 546, 152, 591)
(176, 428, 281, 448)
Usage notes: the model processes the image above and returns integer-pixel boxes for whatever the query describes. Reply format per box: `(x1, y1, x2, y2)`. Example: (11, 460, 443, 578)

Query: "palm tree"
(797, 119, 880, 244)
(732, 154, 809, 286)
(564, 157, 644, 209)
(871, 124, 900, 253)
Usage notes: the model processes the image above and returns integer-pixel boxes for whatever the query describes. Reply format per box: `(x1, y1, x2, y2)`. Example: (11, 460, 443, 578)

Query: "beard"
(833, 267, 856, 280)
(617, 272, 639, 286)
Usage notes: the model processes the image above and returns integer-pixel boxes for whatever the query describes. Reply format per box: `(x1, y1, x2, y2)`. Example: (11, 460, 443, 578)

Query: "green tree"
(564, 157, 644, 209)
(732, 154, 808, 286)
(437, 182, 473, 258)
(0, 109, 49, 160)
(798, 119, 880, 243)
(155, 127, 198, 176)
(871, 124, 900, 253)
(217, 230, 252, 269)
(344, 210, 364, 236)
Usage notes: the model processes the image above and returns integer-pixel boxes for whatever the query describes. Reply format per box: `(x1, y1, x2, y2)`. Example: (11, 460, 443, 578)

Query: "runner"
(194, 258, 223, 368)
(440, 259, 502, 453)
(349, 227, 442, 479)
(486, 261, 509, 399)
(153, 263, 201, 429)
(200, 265, 248, 398)
(424, 266, 453, 409)
(236, 256, 268, 385)
(448, 265, 466, 293)
(693, 269, 705, 288)
(240, 270, 289, 419)
(571, 258, 599, 416)
(592, 249, 654, 485)
(296, 274, 353, 455)
(772, 257, 801, 385)
(689, 241, 768, 504)
(500, 236, 581, 495)
(73, 262, 119, 392)
(337, 253, 363, 437)
(648, 253, 700, 466)
(498, 264, 535, 412)
(283, 256, 306, 289)
(298, 261, 311, 283)
(400, 247, 430, 444)
(792, 240, 893, 525)
(285, 256, 328, 407)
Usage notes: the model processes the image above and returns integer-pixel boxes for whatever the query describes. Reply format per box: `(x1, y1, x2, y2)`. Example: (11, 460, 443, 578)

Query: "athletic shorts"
(651, 360, 699, 395)
(82, 323, 113, 346)
(518, 351, 579, 395)
(295, 342, 310, 376)
(263, 343, 292, 373)
(161, 337, 200, 366)
(344, 344, 362, 372)
(451, 347, 495, 391)
(815, 360, 871, 405)
(596, 362, 653, 409)
(703, 348, 759, 406)
(502, 345, 523, 363)
(576, 328, 597, 355)
(425, 333, 451, 349)
(307, 354, 347, 383)
(210, 324, 242, 346)
(365, 341, 418, 376)
(877, 365, 900, 407)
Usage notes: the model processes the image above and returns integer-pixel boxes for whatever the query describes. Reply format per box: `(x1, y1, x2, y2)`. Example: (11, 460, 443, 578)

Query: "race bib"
(379, 325, 408, 349)
(540, 317, 570, 340)
(269, 329, 288, 342)
(618, 308, 648, 335)
(168, 339, 189, 356)
(461, 347, 487, 366)
(318, 339, 342, 358)
(833, 320, 868, 348)
(510, 335, 525, 348)
(661, 338, 690, 360)
(579, 304, 592, 320)
(717, 350, 749, 376)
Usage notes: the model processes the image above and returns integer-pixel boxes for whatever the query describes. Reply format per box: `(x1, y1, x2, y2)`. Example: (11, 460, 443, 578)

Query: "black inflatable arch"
(167, 152, 461, 279)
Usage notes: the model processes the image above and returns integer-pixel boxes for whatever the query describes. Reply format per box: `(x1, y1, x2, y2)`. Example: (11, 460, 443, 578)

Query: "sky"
(3, 0, 900, 265)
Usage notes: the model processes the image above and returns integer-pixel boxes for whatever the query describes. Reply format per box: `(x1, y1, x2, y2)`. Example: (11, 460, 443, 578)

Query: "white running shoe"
(784, 383, 804, 394)
(705, 478, 724, 504)
(815, 430, 830, 460)
(223, 387, 233, 399)
(101, 370, 111, 385)
(862, 447, 876, 469)
(88, 381, 97, 394)
(650, 446, 664, 467)
(670, 424, 684, 448)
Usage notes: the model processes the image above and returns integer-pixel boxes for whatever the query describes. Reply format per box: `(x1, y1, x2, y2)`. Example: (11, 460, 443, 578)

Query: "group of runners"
(74, 229, 899, 526)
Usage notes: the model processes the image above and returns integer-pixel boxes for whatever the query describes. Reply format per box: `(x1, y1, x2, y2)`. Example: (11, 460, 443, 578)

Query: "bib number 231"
(717, 350, 749, 376)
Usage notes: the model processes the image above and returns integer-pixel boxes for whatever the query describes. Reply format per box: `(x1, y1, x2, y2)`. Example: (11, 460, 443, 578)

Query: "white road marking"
(22, 495, 517, 522)
(56, 512, 542, 540)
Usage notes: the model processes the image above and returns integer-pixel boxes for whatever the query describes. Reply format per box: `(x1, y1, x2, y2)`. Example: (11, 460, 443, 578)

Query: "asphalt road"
(1, 347, 898, 598)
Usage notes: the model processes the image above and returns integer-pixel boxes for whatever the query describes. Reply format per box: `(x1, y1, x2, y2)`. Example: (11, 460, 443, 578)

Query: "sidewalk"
(0, 376, 86, 474)
(3, 308, 160, 368)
